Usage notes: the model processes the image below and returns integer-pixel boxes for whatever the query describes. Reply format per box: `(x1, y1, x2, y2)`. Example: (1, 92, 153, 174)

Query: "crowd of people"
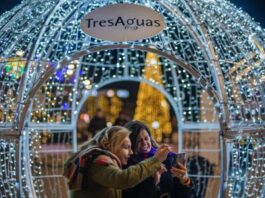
(64, 110, 192, 198)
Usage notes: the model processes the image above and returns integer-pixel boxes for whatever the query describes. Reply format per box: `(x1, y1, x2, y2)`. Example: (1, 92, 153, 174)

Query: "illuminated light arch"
(0, 0, 264, 197)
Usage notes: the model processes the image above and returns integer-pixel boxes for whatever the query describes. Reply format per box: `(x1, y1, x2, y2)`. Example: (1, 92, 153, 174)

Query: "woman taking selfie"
(64, 126, 171, 198)
(123, 120, 191, 198)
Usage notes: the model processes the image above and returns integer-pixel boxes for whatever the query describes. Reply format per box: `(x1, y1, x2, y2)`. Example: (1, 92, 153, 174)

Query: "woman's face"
(136, 129, 152, 154)
(114, 137, 133, 165)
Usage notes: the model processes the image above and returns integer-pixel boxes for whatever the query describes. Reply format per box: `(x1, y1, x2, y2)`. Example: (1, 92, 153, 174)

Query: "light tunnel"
(0, 0, 264, 197)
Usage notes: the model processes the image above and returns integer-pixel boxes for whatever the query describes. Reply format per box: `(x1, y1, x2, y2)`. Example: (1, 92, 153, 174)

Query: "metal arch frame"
(15, 0, 65, 127)
(18, 45, 221, 198)
(19, 44, 221, 130)
(157, 4, 230, 196)
(187, 0, 264, 127)
(70, 57, 82, 153)
(182, 5, 265, 195)
(22, 128, 37, 198)
(75, 79, 182, 123)
(180, 0, 265, 133)
(38, 6, 83, 62)
(10, 3, 67, 197)
(13, 0, 223, 131)
(160, 0, 229, 131)
(0, 129, 22, 197)
(4, 3, 225, 196)
(0, 1, 260, 198)
(15, 0, 91, 122)
(169, 62, 184, 152)
(0, 2, 29, 33)
(73, 76, 183, 152)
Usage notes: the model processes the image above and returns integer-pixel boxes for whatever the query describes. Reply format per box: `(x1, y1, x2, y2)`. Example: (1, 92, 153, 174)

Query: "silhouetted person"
(114, 112, 130, 126)
(87, 108, 107, 137)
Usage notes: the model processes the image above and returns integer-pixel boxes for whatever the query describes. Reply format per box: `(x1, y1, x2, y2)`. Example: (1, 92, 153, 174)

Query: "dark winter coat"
(123, 148, 191, 198)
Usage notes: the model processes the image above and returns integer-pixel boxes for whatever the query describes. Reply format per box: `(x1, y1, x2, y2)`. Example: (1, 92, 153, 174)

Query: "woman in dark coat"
(123, 120, 191, 198)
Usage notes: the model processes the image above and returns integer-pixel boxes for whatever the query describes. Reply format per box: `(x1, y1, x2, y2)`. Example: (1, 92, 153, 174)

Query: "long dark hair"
(124, 120, 158, 154)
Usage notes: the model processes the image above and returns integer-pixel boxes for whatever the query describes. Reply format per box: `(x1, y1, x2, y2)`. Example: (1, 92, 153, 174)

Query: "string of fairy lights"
(0, 0, 264, 197)
(0, 139, 17, 198)
(227, 137, 265, 197)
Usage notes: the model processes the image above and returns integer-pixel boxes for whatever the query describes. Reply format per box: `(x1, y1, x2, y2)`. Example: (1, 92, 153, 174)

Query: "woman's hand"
(170, 163, 191, 186)
(153, 164, 167, 185)
(154, 144, 171, 162)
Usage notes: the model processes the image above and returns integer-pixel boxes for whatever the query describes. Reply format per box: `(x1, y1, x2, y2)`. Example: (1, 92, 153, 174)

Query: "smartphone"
(172, 152, 186, 168)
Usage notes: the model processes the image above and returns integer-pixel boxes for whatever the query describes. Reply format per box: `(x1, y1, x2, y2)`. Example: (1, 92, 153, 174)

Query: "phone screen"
(173, 153, 186, 167)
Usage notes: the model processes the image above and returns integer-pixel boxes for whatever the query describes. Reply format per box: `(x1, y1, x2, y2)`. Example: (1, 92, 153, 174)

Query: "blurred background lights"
(117, 89, 130, 98)
(152, 121, 160, 129)
(106, 89, 115, 97)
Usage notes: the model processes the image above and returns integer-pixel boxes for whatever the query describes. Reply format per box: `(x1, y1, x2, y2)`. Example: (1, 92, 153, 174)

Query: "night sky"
(0, 0, 265, 28)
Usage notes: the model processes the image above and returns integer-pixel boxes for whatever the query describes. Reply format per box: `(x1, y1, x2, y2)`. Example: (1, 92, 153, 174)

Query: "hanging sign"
(80, 3, 165, 42)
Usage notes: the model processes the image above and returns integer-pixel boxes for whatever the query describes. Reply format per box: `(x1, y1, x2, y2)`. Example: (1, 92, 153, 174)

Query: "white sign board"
(80, 3, 165, 42)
